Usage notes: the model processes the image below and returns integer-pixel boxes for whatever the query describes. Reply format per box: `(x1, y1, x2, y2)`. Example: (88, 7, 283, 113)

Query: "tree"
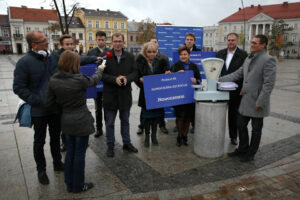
(268, 19, 294, 57)
(50, 0, 79, 34)
(238, 31, 245, 46)
(137, 18, 156, 44)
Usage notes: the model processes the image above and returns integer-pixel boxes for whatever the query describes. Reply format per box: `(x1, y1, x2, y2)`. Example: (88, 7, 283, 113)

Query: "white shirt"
(225, 48, 236, 70)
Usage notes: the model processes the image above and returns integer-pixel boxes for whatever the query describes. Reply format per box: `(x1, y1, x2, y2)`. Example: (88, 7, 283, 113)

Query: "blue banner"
(173, 51, 217, 80)
(156, 25, 203, 65)
(79, 64, 103, 99)
(143, 71, 195, 110)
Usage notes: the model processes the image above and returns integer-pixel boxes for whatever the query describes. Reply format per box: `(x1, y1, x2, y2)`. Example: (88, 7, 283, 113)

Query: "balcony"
(52, 35, 60, 40)
(13, 34, 23, 40)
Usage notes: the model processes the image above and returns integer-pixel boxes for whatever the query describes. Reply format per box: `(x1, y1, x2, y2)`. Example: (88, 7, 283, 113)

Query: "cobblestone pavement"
(0, 55, 299, 199)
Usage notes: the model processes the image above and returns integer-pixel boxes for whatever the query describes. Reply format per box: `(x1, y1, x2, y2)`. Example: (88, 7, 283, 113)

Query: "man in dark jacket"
(50, 34, 100, 151)
(13, 31, 64, 185)
(102, 33, 138, 157)
(217, 33, 248, 145)
(87, 31, 110, 138)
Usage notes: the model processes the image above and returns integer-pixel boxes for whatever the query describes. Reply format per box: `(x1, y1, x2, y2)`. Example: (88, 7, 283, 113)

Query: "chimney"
(96, 8, 99, 12)
(41, 7, 44, 9)
(251, 4, 254, 8)
(282, 2, 288, 6)
(239, 8, 241, 11)
(107, 9, 110, 12)
(258, 4, 262, 10)
(21, 5, 27, 8)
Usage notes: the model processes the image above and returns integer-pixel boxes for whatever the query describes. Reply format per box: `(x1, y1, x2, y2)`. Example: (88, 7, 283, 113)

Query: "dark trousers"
(144, 118, 159, 134)
(64, 135, 89, 192)
(94, 92, 103, 130)
(237, 113, 264, 156)
(32, 114, 62, 172)
(228, 98, 240, 139)
(104, 109, 131, 148)
(138, 108, 165, 129)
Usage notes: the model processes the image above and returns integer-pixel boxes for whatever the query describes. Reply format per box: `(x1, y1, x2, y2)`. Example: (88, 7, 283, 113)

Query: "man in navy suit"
(216, 33, 248, 145)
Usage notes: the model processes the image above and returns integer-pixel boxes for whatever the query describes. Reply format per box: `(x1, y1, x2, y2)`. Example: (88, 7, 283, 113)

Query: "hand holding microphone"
(96, 52, 113, 65)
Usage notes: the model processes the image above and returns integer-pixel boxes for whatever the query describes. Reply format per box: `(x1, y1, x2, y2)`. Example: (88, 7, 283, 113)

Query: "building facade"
(203, 25, 218, 52)
(217, 2, 300, 57)
(0, 15, 12, 53)
(127, 20, 141, 55)
(74, 8, 128, 51)
(8, 6, 59, 54)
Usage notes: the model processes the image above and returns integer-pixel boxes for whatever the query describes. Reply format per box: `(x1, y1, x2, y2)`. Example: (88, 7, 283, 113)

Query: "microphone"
(96, 52, 113, 65)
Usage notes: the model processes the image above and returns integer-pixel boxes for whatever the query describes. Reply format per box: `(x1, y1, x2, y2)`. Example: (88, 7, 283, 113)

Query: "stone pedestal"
(194, 102, 227, 158)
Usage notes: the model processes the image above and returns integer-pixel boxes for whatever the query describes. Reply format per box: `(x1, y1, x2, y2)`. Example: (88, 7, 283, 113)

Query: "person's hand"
(116, 76, 127, 86)
(98, 64, 105, 71)
(116, 76, 123, 86)
(178, 70, 185, 73)
(139, 77, 143, 83)
(165, 70, 171, 74)
(255, 105, 262, 110)
(190, 77, 197, 84)
(240, 92, 243, 96)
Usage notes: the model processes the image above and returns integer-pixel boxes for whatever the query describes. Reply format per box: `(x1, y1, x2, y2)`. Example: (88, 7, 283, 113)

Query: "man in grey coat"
(219, 34, 276, 162)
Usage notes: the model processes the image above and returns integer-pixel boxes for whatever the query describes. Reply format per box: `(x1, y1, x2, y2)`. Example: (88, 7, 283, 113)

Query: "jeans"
(104, 109, 131, 148)
(64, 135, 89, 192)
(237, 113, 264, 156)
(32, 114, 62, 172)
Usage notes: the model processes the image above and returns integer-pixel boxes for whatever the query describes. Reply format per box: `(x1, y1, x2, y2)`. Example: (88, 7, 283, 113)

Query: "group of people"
(13, 28, 276, 193)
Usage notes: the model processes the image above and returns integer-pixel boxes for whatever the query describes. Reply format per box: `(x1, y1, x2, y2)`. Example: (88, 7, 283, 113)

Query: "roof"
(61, 16, 84, 28)
(220, 2, 300, 23)
(127, 21, 139, 32)
(0, 15, 9, 26)
(9, 6, 58, 22)
(79, 8, 127, 19)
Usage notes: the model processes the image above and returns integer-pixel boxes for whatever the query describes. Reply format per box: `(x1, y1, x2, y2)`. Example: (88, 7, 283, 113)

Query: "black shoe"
(54, 162, 64, 172)
(106, 147, 114, 157)
(60, 143, 66, 152)
(182, 136, 188, 146)
(190, 127, 194, 134)
(228, 149, 246, 157)
(240, 155, 254, 162)
(176, 136, 182, 147)
(231, 138, 238, 145)
(123, 143, 138, 153)
(173, 126, 178, 132)
(73, 182, 94, 193)
(144, 134, 150, 147)
(160, 126, 168, 134)
(38, 171, 49, 185)
(137, 128, 143, 135)
(94, 129, 103, 138)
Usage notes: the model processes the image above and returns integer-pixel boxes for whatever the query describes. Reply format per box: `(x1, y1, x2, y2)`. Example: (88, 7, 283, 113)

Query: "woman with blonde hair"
(135, 42, 170, 147)
(46, 50, 105, 193)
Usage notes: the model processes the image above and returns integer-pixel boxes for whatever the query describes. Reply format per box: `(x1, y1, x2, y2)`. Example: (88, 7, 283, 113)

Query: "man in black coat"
(216, 33, 248, 145)
(13, 31, 64, 185)
(102, 33, 138, 157)
(87, 31, 110, 138)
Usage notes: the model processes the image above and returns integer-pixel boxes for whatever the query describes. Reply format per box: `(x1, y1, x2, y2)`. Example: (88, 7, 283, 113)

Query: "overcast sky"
(1, 0, 299, 26)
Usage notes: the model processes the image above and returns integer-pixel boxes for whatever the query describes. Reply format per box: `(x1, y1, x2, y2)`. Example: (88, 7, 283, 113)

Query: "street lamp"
(241, 0, 246, 51)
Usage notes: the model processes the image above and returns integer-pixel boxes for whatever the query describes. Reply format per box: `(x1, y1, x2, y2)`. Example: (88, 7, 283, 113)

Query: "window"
(241, 25, 243, 30)
(89, 32, 93, 41)
(79, 33, 83, 40)
(210, 33, 212, 37)
(72, 33, 76, 40)
(205, 33, 208, 37)
(224, 26, 227, 31)
(130, 35, 133, 42)
(3, 29, 8, 37)
(15, 27, 20, 35)
(35, 27, 39, 31)
(114, 22, 118, 29)
(233, 26, 236, 30)
(284, 34, 288, 41)
(292, 35, 297, 42)
(294, 23, 298, 29)
(26, 27, 31, 33)
(105, 21, 109, 29)
(43, 28, 47, 36)
(224, 36, 226, 42)
(121, 22, 124, 30)
(96, 21, 100, 28)
(88, 20, 92, 28)
(136, 36, 138, 42)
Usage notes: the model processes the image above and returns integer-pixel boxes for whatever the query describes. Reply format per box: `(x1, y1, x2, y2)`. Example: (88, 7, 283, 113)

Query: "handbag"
(14, 60, 50, 128)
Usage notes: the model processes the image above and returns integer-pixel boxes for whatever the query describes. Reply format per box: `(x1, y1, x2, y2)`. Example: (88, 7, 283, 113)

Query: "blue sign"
(173, 51, 217, 80)
(143, 71, 195, 110)
(79, 64, 103, 99)
(156, 25, 203, 65)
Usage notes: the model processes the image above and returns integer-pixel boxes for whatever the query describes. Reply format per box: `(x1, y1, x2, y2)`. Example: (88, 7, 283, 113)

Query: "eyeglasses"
(113, 40, 123, 43)
(147, 51, 156, 53)
(33, 38, 48, 44)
